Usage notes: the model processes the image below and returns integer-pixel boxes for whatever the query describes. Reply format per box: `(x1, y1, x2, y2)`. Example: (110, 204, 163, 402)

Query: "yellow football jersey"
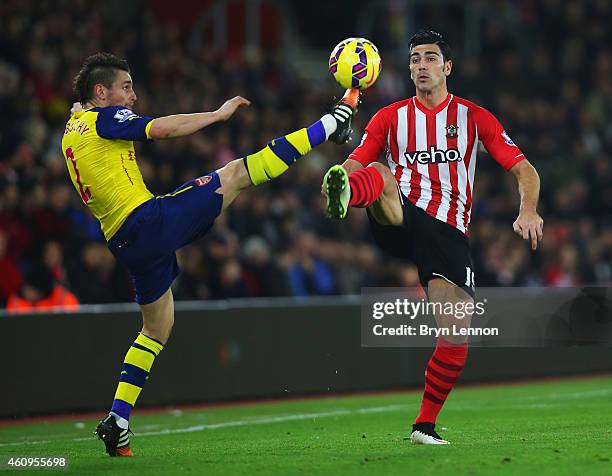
(61, 106, 155, 240)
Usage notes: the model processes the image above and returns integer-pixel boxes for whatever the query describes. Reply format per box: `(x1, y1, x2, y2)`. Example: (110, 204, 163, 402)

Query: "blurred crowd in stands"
(1, 0, 611, 310)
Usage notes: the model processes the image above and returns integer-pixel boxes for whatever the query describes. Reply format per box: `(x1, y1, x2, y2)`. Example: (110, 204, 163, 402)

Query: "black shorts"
(367, 195, 475, 298)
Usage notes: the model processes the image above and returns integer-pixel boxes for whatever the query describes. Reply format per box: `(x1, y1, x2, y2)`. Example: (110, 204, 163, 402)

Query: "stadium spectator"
(287, 231, 337, 296)
(0, 230, 22, 306)
(68, 243, 133, 304)
(242, 236, 292, 297)
(6, 263, 79, 313)
(41, 240, 68, 284)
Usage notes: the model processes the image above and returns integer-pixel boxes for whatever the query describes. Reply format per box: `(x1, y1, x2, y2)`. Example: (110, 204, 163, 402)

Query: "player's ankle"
(340, 88, 360, 110)
(109, 411, 129, 430)
(320, 113, 338, 139)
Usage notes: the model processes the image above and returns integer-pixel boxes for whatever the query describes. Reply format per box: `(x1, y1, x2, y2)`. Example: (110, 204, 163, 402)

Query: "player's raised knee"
(367, 162, 396, 188)
(217, 158, 251, 190)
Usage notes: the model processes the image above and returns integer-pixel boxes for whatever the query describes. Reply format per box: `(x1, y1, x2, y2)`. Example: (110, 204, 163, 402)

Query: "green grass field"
(1, 376, 611, 475)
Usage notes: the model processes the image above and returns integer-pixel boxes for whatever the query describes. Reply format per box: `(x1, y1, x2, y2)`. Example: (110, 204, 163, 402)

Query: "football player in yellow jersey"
(62, 53, 359, 457)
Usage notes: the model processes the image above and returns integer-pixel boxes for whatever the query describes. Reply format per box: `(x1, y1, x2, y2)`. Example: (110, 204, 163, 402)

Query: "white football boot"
(410, 422, 450, 445)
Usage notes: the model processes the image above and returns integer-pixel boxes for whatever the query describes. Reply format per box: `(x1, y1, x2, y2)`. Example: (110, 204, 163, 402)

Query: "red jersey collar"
(413, 93, 453, 115)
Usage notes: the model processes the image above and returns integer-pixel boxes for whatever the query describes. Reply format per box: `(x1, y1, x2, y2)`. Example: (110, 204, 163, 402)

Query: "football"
(328, 37, 382, 90)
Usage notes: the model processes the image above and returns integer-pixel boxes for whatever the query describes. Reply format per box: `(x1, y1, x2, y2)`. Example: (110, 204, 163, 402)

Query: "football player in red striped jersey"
(323, 30, 543, 444)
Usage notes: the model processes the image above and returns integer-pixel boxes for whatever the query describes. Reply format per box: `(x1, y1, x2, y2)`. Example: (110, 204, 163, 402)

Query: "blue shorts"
(108, 172, 223, 304)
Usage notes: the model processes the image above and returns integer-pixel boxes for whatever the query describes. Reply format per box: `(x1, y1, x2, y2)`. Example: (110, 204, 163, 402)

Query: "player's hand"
(216, 96, 251, 121)
(513, 209, 544, 250)
(70, 102, 83, 115)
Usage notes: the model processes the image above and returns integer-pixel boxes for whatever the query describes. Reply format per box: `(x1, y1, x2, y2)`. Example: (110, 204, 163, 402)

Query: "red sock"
(348, 166, 384, 208)
(416, 338, 468, 424)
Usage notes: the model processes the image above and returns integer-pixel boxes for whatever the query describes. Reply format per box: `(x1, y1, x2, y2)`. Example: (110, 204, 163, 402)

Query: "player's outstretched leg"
(243, 88, 359, 185)
(214, 89, 360, 211)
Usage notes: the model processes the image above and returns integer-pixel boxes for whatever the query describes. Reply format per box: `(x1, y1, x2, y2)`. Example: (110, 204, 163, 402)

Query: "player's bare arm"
(75, 60, 250, 140)
(509, 159, 544, 250)
(148, 96, 251, 139)
(72, 95, 250, 140)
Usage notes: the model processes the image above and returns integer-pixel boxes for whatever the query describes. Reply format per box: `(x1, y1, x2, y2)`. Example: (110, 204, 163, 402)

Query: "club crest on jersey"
(405, 147, 462, 165)
(114, 109, 137, 123)
(445, 124, 459, 139)
(195, 175, 212, 186)
(501, 131, 516, 146)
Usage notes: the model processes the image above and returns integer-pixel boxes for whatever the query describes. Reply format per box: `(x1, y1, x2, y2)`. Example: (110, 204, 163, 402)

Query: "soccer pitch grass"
(1, 376, 610, 475)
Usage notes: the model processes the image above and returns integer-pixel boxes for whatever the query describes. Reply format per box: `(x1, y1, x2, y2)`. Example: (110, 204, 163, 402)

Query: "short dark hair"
(408, 30, 452, 62)
(73, 52, 130, 103)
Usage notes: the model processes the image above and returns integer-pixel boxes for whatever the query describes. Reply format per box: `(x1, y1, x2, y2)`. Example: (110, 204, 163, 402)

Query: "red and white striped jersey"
(349, 93, 525, 234)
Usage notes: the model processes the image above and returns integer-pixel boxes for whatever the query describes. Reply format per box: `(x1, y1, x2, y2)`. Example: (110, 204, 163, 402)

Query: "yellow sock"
(244, 117, 332, 185)
(110, 333, 164, 424)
